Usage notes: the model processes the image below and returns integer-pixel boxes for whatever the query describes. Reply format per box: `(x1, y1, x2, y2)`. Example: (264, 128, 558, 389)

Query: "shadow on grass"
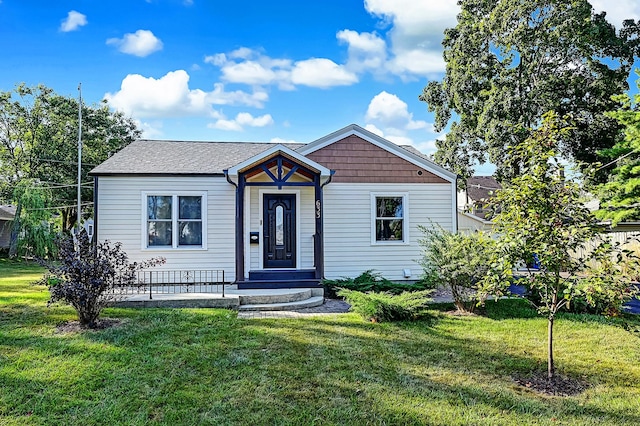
(2, 298, 640, 424)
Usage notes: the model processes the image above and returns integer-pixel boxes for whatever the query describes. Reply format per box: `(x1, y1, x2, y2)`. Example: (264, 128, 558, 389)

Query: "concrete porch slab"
(112, 285, 324, 310)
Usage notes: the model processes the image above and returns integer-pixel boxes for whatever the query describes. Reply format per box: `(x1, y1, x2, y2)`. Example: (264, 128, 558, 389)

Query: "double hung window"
(145, 193, 206, 249)
(372, 194, 408, 244)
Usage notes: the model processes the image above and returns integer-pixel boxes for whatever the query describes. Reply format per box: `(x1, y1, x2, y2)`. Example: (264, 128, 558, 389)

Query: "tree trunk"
(8, 201, 22, 258)
(61, 208, 76, 233)
(548, 315, 554, 379)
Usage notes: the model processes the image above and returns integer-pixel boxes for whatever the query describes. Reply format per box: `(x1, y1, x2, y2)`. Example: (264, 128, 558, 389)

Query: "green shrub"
(323, 270, 429, 298)
(338, 288, 433, 322)
(419, 225, 497, 312)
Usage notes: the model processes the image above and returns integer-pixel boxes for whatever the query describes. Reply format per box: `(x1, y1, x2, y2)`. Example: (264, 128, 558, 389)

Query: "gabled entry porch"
(224, 145, 333, 289)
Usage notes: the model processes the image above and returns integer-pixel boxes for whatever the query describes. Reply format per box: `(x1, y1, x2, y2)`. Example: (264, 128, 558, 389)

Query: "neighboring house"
(457, 176, 501, 220)
(457, 209, 494, 234)
(89, 124, 457, 288)
(0, 205, 16, 250)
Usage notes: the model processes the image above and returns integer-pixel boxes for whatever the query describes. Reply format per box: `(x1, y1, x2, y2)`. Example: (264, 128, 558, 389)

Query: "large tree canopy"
(0, 83, 140, 250)
(420, 0, 639, 182)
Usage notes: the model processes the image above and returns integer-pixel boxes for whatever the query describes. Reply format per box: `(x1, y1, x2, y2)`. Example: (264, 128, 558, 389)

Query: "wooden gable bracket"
(243, 155, 317, 189)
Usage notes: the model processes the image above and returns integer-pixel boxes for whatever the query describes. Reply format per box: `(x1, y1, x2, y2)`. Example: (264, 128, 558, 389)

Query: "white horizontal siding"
(97, 176, 237, 281)
(322, 183, 454, 281)
(97, 178, 454, 283)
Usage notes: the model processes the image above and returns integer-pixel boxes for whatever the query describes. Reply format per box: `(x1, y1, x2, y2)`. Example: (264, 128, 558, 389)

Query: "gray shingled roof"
(0, 205, 16, 221)
(89, 138, 435, 176)
(90, 140, 305, 175)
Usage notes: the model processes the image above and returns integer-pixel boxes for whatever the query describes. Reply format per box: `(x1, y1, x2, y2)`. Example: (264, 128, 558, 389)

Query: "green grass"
(1, 259, 640, 425)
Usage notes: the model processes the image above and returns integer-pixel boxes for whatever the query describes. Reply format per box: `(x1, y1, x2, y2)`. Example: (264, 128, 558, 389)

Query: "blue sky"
(1, 0, 639, 175)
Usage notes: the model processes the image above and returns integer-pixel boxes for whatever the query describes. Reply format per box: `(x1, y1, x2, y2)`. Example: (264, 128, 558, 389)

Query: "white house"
(0, 205, 16, 251)
(89, 124, 457, 288)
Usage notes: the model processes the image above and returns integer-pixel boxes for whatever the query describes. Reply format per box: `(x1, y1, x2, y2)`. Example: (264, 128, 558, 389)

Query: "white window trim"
(141, 191, 208, 251)
(370, 192, 409, 246)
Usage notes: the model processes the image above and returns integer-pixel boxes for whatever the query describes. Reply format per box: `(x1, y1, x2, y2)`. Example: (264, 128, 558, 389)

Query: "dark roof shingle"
(466, 176, 501, 202)
(90, 140, 305, 175)
(0, 205, 16, 221)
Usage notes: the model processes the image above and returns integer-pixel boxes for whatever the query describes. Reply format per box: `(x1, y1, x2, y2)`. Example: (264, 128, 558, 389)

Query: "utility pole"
(77, 83, 83, 240)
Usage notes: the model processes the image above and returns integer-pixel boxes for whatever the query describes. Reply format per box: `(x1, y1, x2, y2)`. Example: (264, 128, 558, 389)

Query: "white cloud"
(590, 0, 640, 27)
(290, 58, 358, 88)
(106, 29, 163, 57)
(60, 11, 87, 32)
(364, 92, 441, 154)
(414, 139, 438, 155)
(388, 49, 446, 77)
(366, 122, 416, 146)
(365, 91, 429, 131)
(337, 30, 387, 73)
(206, 48, 357, 89)
(218, 60, 278, 85)
(209, 112, 274, 131)
(270, 137, 299, 144)
(104, 70, 268, 118)
(384, 134, 413, 145)
(365, 124, 384, 137)
(364, 0, 459, 76)
(135, 120, 164, 139)
(206, 50, 293, 89)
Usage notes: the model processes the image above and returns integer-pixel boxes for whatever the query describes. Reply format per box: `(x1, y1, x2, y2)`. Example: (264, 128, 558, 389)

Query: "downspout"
(224, 170, 237, 188)
(321, 170, 335, 188)
(93, 176, 98, 246)
(225, 169, 244, 283)
(314, 170, 334, 281)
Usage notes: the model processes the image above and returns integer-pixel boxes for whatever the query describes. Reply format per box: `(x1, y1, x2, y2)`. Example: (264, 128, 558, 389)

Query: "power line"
(25, 201, 93, 211)
(596, 150, 636, 171)
(466, 184, 502, 191)
(27, 182, 93, 190)
(36, 158, 97, 167)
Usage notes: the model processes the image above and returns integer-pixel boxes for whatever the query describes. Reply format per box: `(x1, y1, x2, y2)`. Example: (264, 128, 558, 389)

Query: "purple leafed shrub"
(40, 232, 165, 328)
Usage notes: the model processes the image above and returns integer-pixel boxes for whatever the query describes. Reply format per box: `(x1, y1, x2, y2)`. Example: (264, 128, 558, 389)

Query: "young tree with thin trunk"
(480, 112, 639, 380)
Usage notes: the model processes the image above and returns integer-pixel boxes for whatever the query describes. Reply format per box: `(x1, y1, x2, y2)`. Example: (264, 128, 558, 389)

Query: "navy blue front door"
(263, 194, 296, 268)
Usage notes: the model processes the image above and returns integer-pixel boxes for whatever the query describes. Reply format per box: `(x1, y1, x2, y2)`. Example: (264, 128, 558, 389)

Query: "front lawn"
(1, 260, 639, 425)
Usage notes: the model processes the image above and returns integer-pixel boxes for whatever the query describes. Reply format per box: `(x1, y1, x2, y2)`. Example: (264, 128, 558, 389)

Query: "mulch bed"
(55, 318, 126, 333)
(514, 372, 589, 396)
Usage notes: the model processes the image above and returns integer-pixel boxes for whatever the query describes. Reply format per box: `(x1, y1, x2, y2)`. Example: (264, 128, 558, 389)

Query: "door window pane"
(275, 205, 284, 246)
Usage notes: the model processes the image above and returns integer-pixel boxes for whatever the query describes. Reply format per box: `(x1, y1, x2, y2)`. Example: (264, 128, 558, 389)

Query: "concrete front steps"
(115, 286, 324, 311)
(238, 288, 324, 311)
